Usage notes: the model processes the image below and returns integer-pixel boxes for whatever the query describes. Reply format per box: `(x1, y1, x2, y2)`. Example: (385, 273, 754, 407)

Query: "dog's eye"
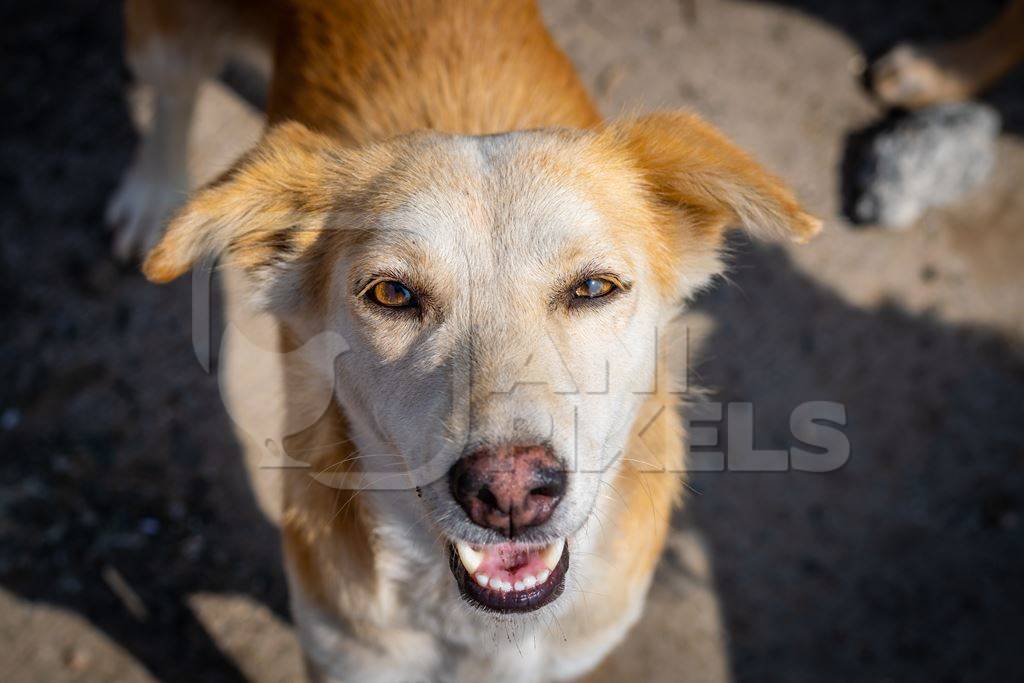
(367, 280, 416, 308)
(573, 277, 617, 299)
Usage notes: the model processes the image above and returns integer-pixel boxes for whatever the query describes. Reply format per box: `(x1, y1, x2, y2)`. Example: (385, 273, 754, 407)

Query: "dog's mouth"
(448, 539, 569, 613)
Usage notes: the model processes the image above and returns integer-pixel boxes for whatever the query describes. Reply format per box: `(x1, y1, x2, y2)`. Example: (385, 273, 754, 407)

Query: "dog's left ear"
(608, 111, 822, 246)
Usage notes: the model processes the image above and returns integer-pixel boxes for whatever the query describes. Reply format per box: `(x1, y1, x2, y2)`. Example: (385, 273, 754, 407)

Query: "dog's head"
(145, 112, 818, 614)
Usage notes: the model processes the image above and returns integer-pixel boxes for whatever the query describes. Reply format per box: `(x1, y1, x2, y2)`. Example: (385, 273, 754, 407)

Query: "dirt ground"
(2, 1, 1023, 682)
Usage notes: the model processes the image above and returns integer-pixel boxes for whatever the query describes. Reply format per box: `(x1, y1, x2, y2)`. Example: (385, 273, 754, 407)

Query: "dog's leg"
(871, 0, 1024, 108)
(106, 0, 229, 261)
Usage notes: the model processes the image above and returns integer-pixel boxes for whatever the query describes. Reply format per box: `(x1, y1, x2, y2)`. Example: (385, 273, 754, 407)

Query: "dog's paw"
(105, 164, 186, 263)
(870, 43, 970, 109)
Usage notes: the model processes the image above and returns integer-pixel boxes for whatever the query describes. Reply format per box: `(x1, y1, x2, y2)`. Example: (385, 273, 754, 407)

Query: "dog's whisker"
(600, 478, 634, 514)
(618, 456, 663, 471)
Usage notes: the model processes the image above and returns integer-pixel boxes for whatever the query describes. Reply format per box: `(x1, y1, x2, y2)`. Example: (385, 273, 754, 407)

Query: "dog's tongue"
(478, 543, 538, 575)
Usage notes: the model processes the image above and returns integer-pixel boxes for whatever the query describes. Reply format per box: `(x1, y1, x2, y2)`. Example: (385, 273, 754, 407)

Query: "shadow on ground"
(686, 237, 1024, 682)
(1, 2, 286, 681)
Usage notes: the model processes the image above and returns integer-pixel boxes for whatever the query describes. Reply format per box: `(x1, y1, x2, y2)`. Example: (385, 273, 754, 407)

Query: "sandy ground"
(2, 1, 1023, 682)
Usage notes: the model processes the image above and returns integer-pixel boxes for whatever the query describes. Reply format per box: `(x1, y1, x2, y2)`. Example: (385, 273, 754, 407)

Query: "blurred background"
(1, 0, 1022, 681)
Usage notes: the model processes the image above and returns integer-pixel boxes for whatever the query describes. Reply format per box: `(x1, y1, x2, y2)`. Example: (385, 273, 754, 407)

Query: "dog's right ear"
(143, 121, 352, 289)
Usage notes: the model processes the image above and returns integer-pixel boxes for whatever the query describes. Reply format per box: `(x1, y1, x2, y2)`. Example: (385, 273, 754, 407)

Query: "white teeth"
(463, 541, 564, 594)
(455, 542, 484, 574)
(540, 539, 565, 571)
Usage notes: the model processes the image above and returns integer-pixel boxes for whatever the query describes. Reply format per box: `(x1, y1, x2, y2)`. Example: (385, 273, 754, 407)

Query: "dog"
(116, 1, 820, 681)
(871, 0, 1024, 109)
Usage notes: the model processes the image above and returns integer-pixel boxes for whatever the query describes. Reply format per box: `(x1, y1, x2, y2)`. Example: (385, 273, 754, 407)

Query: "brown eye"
(368, 280, 415, 308)
(573, 277, 616, 299)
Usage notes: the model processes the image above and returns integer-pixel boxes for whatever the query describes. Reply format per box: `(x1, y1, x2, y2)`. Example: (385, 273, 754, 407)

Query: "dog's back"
(267, 0, 601, 139)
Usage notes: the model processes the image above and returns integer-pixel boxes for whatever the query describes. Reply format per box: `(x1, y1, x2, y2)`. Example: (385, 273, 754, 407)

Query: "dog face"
(327, 131, 665, 537)
(145, 112, 819, 614)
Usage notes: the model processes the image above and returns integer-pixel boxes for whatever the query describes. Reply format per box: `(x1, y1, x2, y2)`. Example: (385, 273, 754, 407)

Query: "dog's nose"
(449, 444, 566, 537)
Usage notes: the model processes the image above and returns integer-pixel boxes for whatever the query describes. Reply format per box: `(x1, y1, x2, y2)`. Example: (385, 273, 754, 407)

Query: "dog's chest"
(293, 579, 559, 683)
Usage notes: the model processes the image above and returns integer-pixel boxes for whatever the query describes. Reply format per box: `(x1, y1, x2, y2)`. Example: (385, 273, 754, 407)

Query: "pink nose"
(449, 444, 566, 537)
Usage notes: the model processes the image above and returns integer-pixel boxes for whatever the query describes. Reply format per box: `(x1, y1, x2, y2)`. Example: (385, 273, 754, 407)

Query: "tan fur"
(266, 0, 601, 138)
(130, 1, 819, 680)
